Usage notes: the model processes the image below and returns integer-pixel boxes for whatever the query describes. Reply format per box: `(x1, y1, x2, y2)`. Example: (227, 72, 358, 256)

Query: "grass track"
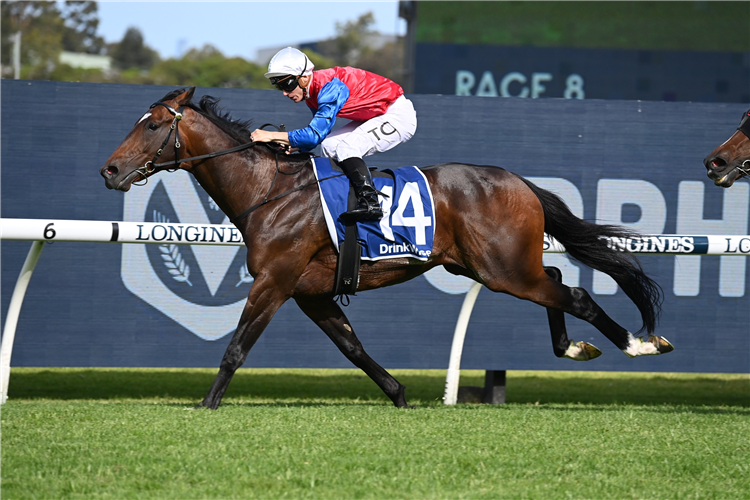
(2, 369, 749, 499)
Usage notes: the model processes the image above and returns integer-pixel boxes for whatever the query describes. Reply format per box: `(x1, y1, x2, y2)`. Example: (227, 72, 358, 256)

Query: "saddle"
(310, 157, 435, 299)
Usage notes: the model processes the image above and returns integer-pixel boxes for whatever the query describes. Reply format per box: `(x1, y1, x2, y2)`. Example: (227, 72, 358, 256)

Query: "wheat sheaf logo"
(152, 209, 254, 289)
(121, 172, 253, 340)
(153, 211, 193, 286)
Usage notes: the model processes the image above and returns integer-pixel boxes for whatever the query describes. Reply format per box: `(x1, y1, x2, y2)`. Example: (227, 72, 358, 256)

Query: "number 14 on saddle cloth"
(312, 157, 435, 261)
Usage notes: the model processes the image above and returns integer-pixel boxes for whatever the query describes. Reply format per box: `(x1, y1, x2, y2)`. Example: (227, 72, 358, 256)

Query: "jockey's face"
(282, 75, 310, 103)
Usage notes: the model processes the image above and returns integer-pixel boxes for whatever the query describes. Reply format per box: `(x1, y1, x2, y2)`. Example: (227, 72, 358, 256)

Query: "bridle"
(729, 109, 750, 179)
(131, 102, 259, 186)
(129, 100, 345, 224)
(131, 102, 184, 185)
(737, 160, 750, 179)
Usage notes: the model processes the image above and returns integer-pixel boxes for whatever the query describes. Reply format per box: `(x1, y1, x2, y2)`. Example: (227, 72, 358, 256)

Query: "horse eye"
(147, 122, 159, 131)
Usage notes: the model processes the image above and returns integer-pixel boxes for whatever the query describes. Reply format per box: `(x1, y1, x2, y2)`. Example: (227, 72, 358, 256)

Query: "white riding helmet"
(264, 47, 314, 79)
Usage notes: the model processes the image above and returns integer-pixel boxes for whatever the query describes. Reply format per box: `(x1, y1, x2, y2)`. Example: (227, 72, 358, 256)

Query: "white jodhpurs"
(321, 95, 417, 162)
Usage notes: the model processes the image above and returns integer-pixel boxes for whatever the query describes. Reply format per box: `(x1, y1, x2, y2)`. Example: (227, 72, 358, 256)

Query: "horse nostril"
(103, 165, 118, 177)
(711, 158, 726, 168)
(705, 155, 726, 170)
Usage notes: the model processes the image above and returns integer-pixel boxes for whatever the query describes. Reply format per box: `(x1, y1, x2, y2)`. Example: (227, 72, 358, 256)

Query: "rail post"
(1, 240, 45, 403)
(443, 282, 483, 405)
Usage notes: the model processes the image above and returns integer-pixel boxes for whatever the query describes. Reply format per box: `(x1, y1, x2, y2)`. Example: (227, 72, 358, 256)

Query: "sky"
(96, 1, 405, 63)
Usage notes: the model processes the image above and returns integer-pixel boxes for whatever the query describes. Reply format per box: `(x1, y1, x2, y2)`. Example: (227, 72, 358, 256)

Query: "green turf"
(2, 369, 748, 499)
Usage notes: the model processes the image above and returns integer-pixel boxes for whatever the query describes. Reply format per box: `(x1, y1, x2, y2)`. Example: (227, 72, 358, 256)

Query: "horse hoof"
(624, 334, 675, 357)
(649, 335, 675, 354)
(193, 401, 218, 410)
(564, 341, 602, 361)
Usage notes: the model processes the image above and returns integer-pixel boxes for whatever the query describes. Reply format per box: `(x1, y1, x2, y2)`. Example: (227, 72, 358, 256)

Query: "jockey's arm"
(252, 79, 349, 152)
(287, 80, 350, 151)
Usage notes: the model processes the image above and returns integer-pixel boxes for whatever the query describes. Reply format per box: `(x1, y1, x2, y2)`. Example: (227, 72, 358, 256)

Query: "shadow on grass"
(7, 369, 402, 402)
(501, 373, 750, 408)
(7, 369, 749, 409)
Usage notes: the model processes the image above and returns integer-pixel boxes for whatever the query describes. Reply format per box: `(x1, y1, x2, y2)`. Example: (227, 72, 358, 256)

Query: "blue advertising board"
(416, 42, 750, 103)
(1, 80, 748, 373)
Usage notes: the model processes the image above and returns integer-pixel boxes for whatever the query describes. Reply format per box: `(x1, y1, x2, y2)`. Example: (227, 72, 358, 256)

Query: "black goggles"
(269, 56, 307, 93)
(270, 75, 300, 92)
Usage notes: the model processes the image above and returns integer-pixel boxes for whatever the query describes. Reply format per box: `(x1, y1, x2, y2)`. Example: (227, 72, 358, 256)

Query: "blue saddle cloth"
(312, 157, 436, 261)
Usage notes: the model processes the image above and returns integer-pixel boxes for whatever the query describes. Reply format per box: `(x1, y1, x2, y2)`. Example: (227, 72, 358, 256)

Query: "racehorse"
(100, 87, 673, 410)
(704, 109, 750, 187)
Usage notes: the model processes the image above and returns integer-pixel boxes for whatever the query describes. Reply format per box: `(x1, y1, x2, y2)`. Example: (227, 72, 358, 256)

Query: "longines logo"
(121, 171, 252, 340)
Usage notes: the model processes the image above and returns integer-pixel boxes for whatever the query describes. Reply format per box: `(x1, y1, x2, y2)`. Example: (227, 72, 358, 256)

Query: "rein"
(134, 101, 345, 224)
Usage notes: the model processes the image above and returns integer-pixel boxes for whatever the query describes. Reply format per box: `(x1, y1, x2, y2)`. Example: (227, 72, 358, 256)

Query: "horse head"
(704, 109, 750, 188)
(100, 87, 196, 191)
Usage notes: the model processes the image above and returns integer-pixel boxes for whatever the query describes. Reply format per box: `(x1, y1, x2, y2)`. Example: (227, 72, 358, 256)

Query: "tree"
(1, 1, 65, 78)
(355, 38, 404, 84)
(110, 27, 159, 71)
(127, 44, 266, 89)
(59, 1, 105, 54)
(333, 11, 377, 66)
(1, 1, 106, 79)
(314, 12, 377, 67)
(309, 12, 404, 85)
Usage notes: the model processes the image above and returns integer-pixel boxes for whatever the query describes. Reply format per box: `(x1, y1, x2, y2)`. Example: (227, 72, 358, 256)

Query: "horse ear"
(174, 87, 196, 106)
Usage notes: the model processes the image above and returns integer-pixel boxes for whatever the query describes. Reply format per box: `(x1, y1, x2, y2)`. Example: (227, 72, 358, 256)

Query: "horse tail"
(518, 176, 663, 334)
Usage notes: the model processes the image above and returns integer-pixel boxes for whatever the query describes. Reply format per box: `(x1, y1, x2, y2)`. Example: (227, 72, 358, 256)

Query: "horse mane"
(158, 88, 312, 161)
(159, 88, 253, 144)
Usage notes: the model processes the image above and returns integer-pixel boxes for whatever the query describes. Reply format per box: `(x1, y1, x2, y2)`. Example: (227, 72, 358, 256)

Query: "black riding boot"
(339, 157, 383, 222)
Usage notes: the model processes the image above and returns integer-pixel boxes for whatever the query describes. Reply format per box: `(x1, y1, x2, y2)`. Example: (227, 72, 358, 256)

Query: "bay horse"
(704, 109, 750, 187)
(100, 87, 673, 409)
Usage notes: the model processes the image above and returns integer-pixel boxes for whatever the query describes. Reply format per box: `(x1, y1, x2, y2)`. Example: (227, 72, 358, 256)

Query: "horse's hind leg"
(544, 267, 601, 361)
(294, 296, 408, 407)
(487, 265, 671, 358)
(558, 285, 673, 357)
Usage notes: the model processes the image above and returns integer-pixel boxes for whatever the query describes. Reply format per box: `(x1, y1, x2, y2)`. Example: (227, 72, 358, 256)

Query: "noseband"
(734, 110, 750, 178)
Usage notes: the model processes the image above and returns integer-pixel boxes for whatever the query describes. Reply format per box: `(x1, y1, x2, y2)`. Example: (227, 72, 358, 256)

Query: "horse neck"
(183, 115, 279, 221)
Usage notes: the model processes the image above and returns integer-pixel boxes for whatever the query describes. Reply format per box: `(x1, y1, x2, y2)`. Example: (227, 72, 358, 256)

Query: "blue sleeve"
(288, 78, 350, 150)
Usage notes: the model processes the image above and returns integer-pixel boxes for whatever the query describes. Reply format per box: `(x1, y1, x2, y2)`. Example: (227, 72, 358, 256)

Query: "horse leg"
(544, 267, 602, 361)
(558, 285, 673, 357)
(197, 278, 290, 410)
(294, 296, 408, 407)
(556, 284, 673, 358)
(484, 265, 672, 358)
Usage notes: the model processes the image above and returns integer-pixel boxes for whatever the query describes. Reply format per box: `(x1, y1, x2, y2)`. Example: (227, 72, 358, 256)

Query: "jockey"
(250, 47, 418, 222)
